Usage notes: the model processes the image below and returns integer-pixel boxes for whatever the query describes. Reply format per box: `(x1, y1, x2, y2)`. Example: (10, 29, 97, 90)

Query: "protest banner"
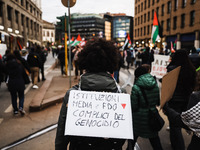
(65, 90, 133, 140)
(160, 66, 181, 108)
(151, 54, 170, 78)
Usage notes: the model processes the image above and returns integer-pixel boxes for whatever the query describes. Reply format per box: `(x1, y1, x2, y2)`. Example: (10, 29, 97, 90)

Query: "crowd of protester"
(0, 38, 200, 149)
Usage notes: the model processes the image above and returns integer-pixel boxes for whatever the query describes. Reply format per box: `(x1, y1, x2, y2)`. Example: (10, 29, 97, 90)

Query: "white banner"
(151, 54, 170, 78)
(65, 90, 133, 140)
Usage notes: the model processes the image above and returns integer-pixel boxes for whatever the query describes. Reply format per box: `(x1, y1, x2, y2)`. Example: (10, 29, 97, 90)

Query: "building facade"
(134, 0, 200, 50)
(104, 13, 133, 46)
(71, 13, 105, 40)
(42, 20, 55, 47)
(0, 0, 43, 50)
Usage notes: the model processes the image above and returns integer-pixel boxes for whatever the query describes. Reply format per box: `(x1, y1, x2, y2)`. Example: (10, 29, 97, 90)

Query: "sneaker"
(19, 109, 26, 116)
(32, 85, 39, 89)
(14, 111, 18, 115)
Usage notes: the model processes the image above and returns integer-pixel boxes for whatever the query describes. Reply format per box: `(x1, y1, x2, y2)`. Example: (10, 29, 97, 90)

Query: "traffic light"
(56, 16, 68, 32)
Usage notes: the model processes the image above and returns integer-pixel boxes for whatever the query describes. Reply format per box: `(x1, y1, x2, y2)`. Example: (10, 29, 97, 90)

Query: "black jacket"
(27, 52, 42, 68)
(6, 59, 25, 92)
(55, 72, 125, 150)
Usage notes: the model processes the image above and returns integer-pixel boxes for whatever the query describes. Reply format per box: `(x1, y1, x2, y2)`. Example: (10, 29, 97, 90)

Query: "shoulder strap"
(140, 87, 150, 107)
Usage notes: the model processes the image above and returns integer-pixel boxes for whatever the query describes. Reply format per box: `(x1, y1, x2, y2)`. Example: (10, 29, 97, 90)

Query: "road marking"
(4, 105, 12, 113)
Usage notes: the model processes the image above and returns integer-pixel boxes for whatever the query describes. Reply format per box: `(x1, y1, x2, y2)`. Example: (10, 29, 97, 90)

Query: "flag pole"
(68, 0, 72, 88)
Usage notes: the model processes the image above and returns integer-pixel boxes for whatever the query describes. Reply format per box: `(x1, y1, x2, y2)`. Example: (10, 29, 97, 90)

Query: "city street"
(0, 56, 192, 150)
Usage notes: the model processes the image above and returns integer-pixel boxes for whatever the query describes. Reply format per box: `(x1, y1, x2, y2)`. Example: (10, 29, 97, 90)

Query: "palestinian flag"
(122, 33, 131, 50)
(151, 11, 160, 44)
(67, 36, 75, 45)
(171, 41, 175, 53)
(72, 34, 82, 46)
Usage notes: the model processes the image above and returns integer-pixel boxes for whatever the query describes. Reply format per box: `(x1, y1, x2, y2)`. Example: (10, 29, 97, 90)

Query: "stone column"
(194, 30, 200, 49)
(176, 33, 181, 50)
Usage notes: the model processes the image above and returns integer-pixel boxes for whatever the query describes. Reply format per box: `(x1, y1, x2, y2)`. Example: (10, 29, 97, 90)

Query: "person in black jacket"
(27, 47, 42, 89)
(138, 47, 154, 65)
(36, 46, 47, 81)
(166, 49, 196, 150)
(55, 38, 126, 150)
(163, 70, 200, 150)
(58, 47, 66, 76)
(5, 54, 26, 115)
(188, 47, 200, 69)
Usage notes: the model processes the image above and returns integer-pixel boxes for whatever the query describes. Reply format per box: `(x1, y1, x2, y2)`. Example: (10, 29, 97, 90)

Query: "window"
(138, 5, 140, 13)
(141, 28, 143, 36)
(138, 17, 140, 25)
(156, 7, 159, 17)
(152, 9, 154, 20)
(161, 4, 164, 16)
(144, 0, 146, 9)
(51, 32, 54, 37)
(47, 31, 49, 37)
(191, 0, 196, 4)
(26, 1, 28, 10)
(138, 29, 139, 36)
(148, 0, 151, 7)
(135, 29, 137, 37)
(174, 0, 178, 11)
(135, 7, 137, 15)
(141, 3, 143, 11)
(173, 16, 177, 29)
(167, 1, 171, 13)
(167, 19, 170, 31)
(15, 11, 18, 23)
(30, 5, 32, 13)
(144, 14, 146, 23)
(152, 0, 154, 5)
(21, 0, 24, 6)
(144, 26, 146, 35)
(161, 21, 164, 30)
(26, 17, 29, 28)
(21, 14, 24, 26)
(43, 31, 45, 36)
(147, 25, 150, 34)
(135, 18, 137, 26)
(181, 14, 185, 28)
(182, 0, 187, 8)
(141, 15, 143, 24)
(7, 6, 12, 21)
(0, 2, 3, 17)
(190, 11, 195, 26)
(30, 20, 33, 29)
(148, 11, 150, 21)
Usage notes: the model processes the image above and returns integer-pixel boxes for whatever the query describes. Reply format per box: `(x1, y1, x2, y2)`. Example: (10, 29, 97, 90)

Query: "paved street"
(0, 58, 192, 150)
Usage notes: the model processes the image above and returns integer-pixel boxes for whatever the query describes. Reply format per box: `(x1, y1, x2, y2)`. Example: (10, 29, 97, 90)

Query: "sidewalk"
(29, 66, 79, 111)
(0, 66, 79, 148)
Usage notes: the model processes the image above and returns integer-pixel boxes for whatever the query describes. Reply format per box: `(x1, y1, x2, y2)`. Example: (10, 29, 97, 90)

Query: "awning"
(17, 34, 23, 38)
(0, 30, 10, 36)
(10, 33, 17, 37)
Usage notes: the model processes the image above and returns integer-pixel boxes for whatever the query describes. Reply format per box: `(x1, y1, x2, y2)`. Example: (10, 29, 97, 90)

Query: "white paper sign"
(65, 90, 133, 140)
(151, 54, 170, 78)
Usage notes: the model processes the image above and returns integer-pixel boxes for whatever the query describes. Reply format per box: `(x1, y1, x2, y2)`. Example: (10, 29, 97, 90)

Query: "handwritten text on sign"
(151, 54, 170, 78)
(65, 90, 133, 139)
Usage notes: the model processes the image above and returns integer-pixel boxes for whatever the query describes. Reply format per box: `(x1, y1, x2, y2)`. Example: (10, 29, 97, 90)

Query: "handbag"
(140, 87, 165, 131)
(22, 68, 30, 84)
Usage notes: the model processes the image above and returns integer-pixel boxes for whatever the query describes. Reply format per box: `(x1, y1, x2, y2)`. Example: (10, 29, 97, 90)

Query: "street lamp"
(61, 0, 76, 88)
